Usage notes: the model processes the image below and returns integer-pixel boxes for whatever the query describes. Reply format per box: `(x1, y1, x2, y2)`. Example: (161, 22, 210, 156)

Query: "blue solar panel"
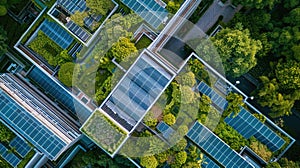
(0, 143, 21, 167)
(9, 137, 32, 158)
(58, 0, 87, 14)
(224, 107, 285, 152)
(103, 53, 172, 128)
(156, 121, 174, 139)
(66, 21, 90, 42)
(39, 20, 74, 49)
(120, 0, 168, 29)
(187, 122, 254, 168)
(0, 90, 67, 160)
(198, 82, 228, 110)
(27, 67, 92, 123)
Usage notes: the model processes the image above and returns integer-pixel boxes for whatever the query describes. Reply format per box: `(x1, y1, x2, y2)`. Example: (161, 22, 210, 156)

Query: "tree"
(279, 157, 300, 168)
(176, 71, 196, 87)
(180, 85, 195, 104)
(70, 11, 88, 27)
(257, 76, 294, 117)
(172, 139, 187, 152)
(57, 50, 73, 66)
(108, 37, 137, 62)
(174, 151, 187, 167)
(58, 62, 76, 87)
(144, 111, 158, 127)
(223, 92, 244, 117)
(210, 28, 262, 77)
(0, 5, 6, 16)
(0, 26, 7, 56)
(266, 162, 281, 168)
(86, 0, 114, 15)
(275, 60, 300, 91)
(163, 113, 176, 126)
(284, 8, 300, 26)
(0, 122, 14, 142)
(232, 0, 279, 9)
(166, 1, 180, 14)
(140, 156, 158, 168)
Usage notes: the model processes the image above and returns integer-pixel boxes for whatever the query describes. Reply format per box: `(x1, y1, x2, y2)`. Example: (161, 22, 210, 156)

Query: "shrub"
(163, 113, 176, 126)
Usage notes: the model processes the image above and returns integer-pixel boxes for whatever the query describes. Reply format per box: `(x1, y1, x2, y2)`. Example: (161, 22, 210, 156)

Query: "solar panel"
(27, 67, 92, 123)
(66, 21, 91, 42)
(156, 121, 174, 139)
(39, 20, 74, 49)
(224, 107, 285, 152)
(0, 143, 21, 167)
(102, 52, 172, 129)
(0, 89, 67, 160)
(9, 137, 32, 158)
(198, 82, 228, 110)
(120, 0, 168, 29)
(58, 0, 87, 14)
(187, 122, 254, 168)
(202, 154, 220, 168)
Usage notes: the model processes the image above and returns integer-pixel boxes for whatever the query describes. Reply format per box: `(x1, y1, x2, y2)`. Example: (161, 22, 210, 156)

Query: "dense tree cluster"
(0, 26, 7, 56)
(86, 0, 114, 15)
(0, 0, 21, 16)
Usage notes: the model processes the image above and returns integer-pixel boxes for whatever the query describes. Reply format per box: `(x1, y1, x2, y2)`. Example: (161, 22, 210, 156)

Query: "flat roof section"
(187, 122, 254, 168)
(121, 0, 168, 29)
(0, 89, 67, 160)
(101, 51, 173, 131)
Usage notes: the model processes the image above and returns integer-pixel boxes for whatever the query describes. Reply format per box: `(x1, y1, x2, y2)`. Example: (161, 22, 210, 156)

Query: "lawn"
(135, 35, 152, 50)
(81, 110, 127, 154)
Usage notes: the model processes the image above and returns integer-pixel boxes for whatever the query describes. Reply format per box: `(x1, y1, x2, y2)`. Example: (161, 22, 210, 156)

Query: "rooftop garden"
(81, 110, 127, 155)
(28, 31, 71, 66)
(135, 35, 153, 50)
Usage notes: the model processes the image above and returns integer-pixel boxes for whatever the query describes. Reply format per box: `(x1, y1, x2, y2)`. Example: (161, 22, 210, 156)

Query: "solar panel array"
(202, 154, 220, 168)
(0, 89, 67, 160)
(58, 0, 87, 14)
(66, 21, 90, 42)
(9, 137, 32, 158)
(27, 67, 92, 123)
(121, 0, 168, 29)
(224, 108, 285, 152)
(0, 143, 21, 167)
(187, 122, 254, 168)
(198, 82, 228, 110)
(39, 20, 74, 49)
(156, 121, 174, 139)
(103, 53, 172, 129)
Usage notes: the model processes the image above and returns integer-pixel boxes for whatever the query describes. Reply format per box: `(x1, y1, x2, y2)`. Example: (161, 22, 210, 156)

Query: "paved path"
(183, 0, 239, 41)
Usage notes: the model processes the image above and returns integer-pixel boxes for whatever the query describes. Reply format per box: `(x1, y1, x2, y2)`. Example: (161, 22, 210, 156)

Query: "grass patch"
(135, 35, 152, 49)
(81, 110, 127, 154)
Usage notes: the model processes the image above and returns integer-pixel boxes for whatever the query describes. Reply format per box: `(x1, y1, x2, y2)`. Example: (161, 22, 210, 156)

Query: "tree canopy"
(176, 71, 196, 87)
(58, 62, 76, 87)
(223, 92, 244, 117)
(70, 11, 88, 27)
(0, 122, 14, 142)
(232, 0, 279, 9)
(108, 37, 138, 62)
(140, 156, 158, 168)
(0, 26, 7, 56)
(210, 28, 262, 77)
(86, 0, 114, 15)
(275, 60, 300, 91)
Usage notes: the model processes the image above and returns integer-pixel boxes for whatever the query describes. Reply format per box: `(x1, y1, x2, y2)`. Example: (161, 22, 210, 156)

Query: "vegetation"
(17, 150, 35, 168)
(135, 35, 152, 50)
(67, 148, 135, 168)
(209, 27, 262, 77)
(81, 111, 127, 154)
(163, 113, 176, 126)
(249, 137, 272, 161)
(223, 92, 244, 117)
(214, 121, 249, 150)
(0, 26, 7, 56)
(108, 37, 138, 62)
(86, 0, 114, 15)
(232, 0, 279, 9)
(140, 156, 158, 168)
(28, 31, 66, 66)
(0, 0, 21, 16)
(70, 11, 88, 27)
(58, 62, 76, 87)
(163, 0, 184, 14)
(0, 122, 15, 142)
(253, 113, 266, 123)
